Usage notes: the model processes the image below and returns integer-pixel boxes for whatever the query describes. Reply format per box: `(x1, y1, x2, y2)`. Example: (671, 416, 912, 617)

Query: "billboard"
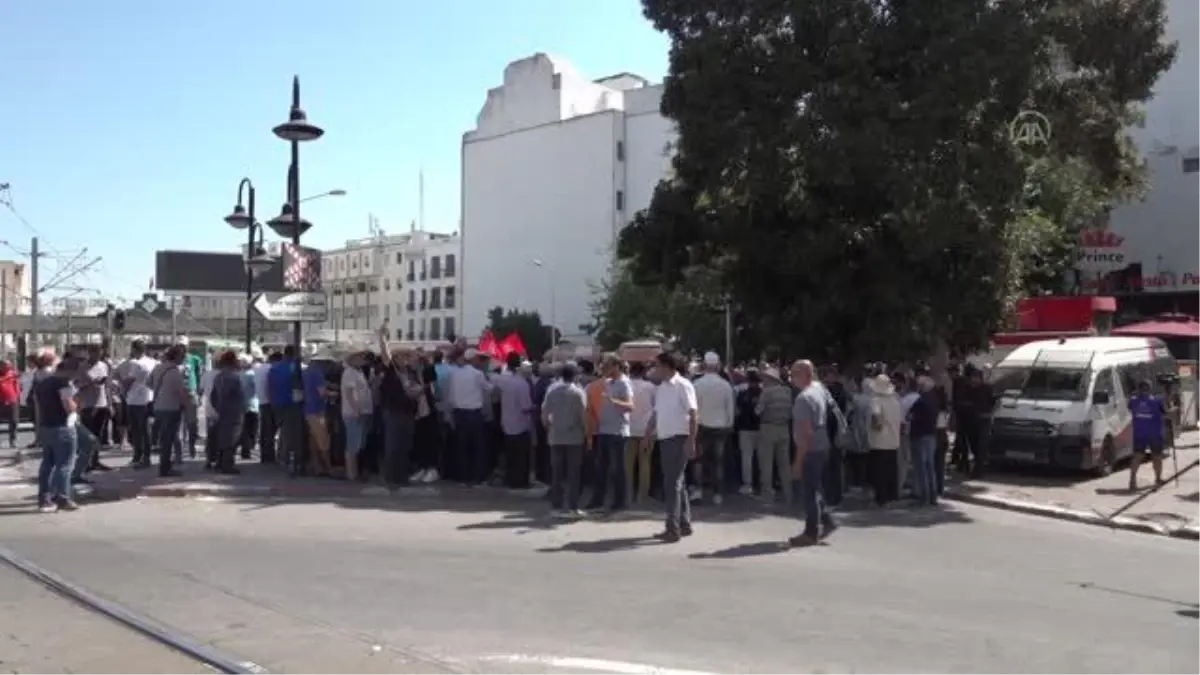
(155, 246, 322, 294)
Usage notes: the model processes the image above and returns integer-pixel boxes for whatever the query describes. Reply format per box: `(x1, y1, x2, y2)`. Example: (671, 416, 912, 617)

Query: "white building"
(0, 260, 32, 316)
(1099, 0, 1199, 303)
(317, 228, 461, 343)
(461, 54, 675, 343)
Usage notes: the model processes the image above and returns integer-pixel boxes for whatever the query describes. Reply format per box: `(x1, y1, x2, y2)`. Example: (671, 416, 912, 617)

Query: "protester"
(207, 350, 246, 474)
(789, 359, 838, 546)
(755, 367, 794, 505)
(34, 353, 81, 512)
(1128, 379, 1168, 490)
(149, 345, 191, 477)
(626, 361, 657, 504)
(115, 340, 157, 468)
(588, 354, 633, 512)
(495, 351, 534, 489)
(645, 351, 698, 543)
(693, 351, 735, 505)
(734, 368, 762, 497)
(340, 350, 374, 482)
(864, 373, 904, 506)
(543, 361, 589, 517)
(0, 359, 20, 449)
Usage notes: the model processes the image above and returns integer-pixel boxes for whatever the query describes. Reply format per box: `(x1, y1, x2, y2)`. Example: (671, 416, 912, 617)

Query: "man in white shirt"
(626, 361, 658, 504)
(115, 340, 158, 468)
(642, 352, 698, 543)
(253, 353, 276, 464)
(693, 351, 735, 505)
(446, 348, 493, 485)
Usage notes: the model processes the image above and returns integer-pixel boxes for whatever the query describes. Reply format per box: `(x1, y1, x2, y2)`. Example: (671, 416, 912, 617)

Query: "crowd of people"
(17, 327, 1015, 547)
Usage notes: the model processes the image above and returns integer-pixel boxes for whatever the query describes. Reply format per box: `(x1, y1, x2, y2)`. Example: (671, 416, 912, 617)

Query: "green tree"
(485, 306, 559, 359)
(621, 0, 1176, 363)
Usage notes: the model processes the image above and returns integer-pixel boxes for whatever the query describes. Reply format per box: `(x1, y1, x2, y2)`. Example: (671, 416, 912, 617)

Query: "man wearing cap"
(115, 340, 158, 468)
(446, 347, 493, 485)
(693, 351, 735, 505)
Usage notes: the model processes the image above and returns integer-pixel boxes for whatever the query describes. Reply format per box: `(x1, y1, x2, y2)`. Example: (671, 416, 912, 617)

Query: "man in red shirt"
(0, 359, 20, 448)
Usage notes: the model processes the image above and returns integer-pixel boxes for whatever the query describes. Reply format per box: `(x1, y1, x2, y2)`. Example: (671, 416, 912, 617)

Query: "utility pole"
(29, 237, 38, 346)
(0, 269, 7, 355)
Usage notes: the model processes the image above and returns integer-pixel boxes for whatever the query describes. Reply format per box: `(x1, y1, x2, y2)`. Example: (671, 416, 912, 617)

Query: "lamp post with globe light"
(266, 76, 324, 476)
(225, 184, 344, 353)
(224, 178, 275, 353)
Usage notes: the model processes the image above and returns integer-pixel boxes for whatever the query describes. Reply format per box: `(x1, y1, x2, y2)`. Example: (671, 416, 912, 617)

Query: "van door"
(1091, 368, 1122, 455)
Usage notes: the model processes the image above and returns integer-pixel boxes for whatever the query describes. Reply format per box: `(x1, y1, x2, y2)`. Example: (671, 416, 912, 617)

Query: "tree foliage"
(586, 261, 733, 356)
(620, 0, 1176, 362)
(485, 306, 560, 359)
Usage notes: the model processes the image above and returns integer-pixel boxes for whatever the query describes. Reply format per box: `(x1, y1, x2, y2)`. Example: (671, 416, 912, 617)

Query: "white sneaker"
(712, 494, 723, 506)
(410, 469, 428, 483)
(422, 468, 439, 483)
(688, 486, 702, 502)
(739, 485, 753, 496)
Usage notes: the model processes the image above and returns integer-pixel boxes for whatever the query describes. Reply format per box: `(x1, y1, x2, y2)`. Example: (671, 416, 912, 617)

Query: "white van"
(987, 336, 1178, 475)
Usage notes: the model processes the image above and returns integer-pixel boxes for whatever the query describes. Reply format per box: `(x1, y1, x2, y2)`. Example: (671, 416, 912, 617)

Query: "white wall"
(1106, 0, 1199, 293)
(461, 53, 676, 343)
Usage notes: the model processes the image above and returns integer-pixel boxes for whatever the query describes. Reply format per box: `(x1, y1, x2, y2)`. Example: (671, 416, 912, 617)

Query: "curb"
(943, 488, 1195, 539)
(83, 481, 550, 503)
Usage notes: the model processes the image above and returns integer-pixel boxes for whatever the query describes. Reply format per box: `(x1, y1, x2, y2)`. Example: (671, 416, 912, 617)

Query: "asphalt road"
(0, 563, 211, 674)
(0, 489, 1195, 674)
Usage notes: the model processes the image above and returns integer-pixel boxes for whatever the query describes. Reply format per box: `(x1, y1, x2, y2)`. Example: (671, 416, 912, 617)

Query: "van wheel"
(1092, 437, 1115, 477)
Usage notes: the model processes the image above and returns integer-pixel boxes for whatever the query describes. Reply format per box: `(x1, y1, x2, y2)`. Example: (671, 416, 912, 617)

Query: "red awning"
(1112, 313, 1200, 339)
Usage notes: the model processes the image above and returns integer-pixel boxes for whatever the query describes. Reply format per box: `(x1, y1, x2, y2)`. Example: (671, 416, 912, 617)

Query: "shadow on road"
(688, 540, 791, 560)
(1177, 491, 1199, 502)
(536, 535, 661, 554)
(1177, 609, 1198, 619)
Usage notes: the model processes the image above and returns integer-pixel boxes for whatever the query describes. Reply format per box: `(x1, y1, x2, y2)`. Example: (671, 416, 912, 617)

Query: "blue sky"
(0, 0, 669, 306)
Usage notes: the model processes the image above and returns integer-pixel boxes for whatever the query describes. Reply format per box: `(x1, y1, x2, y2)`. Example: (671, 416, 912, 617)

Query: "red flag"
(479, 330, 501, 359)
(499, 332, 527, 359)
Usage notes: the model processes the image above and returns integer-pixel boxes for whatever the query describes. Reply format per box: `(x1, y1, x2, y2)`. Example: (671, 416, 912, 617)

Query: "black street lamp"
(224, 178, 276, 353)
(268, 75, 324, 477)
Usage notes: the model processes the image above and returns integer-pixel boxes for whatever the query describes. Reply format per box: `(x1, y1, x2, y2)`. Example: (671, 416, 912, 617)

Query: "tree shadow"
(946, 463, 1098, 491)
(688, 540, 791, 560)
(1177, 492, 1199, 502)
(536, 535, 661, 554)
(1177, 609, 1198, 619)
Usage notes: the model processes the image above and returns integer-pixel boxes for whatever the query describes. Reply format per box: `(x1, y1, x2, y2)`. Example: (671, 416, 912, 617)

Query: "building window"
(384, 304, 390, 318)
(396, 302, 402, 316)
(430, 255, 441, 279)
(444, 316, 456, 340)
(444, 254, 456, 277)
(615, 190, 625, 211)
(444, 286, 456, 309)
(395, 328, 403, 340)
(616, 140, 625, 161)
(420, 262, 427, 281)
(384, 279, 391, 291)
(430, 287, 441, 309)
(1184, 157, 1199, 173)
(407, 319, 414, 337)
(430, 317, 442, 340)
(420, 289, 427, 309)
(396, 252, 403, 265)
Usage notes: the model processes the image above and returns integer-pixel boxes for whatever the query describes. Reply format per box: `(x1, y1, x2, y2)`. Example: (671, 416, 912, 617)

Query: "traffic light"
(113, 310, 126, 332)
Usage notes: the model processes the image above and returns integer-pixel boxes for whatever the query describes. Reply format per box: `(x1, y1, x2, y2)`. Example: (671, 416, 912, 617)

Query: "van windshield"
(991, 366, 1089, 402)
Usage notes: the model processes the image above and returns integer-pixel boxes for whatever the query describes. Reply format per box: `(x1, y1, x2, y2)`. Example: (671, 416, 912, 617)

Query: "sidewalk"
(943, 430, 1200, 539)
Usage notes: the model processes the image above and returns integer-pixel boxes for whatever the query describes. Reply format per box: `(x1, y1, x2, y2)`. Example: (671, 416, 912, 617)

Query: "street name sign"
(252, 292, 328, 322)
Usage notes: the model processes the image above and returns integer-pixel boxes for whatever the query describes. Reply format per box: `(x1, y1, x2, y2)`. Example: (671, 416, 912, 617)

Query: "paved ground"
(950, 430, 1200, 532)
(0, 563, 210, 674)
(0, 484, 1195, 673)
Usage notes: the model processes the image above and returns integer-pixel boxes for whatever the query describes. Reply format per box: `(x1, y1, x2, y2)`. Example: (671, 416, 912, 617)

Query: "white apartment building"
(1100, 0, 1199, 301)
(317, 228, 461, 343)
(0, 260, 32, 316)
(460, 54, 675, 342)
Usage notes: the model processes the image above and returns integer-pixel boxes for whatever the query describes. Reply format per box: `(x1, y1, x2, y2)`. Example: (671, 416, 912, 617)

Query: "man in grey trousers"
(643, 352, 699, 543)
(542, 362, 590, 517)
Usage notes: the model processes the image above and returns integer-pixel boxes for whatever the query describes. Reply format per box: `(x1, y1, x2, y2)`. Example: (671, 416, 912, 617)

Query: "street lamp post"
(267, 76, 324, 477)
(531, 258, 556, 351)
(224, 179, 277, 353)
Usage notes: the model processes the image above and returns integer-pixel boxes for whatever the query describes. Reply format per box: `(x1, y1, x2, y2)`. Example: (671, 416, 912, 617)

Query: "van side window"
(1117, 365, 1138, 397)
(1093, 368, 1114, 398)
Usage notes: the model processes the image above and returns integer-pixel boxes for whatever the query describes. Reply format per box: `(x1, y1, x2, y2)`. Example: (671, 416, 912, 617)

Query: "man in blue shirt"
(268, 345, 301, 469)
(303, 351, 334, 476)
(1128, 379, 1167, 491)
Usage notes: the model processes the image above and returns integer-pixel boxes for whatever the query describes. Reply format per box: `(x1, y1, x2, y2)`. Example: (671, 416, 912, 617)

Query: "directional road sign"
(251, 292, 328, 323)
